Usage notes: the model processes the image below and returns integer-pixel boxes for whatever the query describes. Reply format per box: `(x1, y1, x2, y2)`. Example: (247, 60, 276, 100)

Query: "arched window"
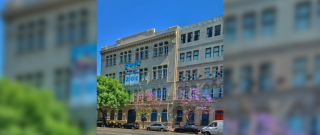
(151, 110, 157, 122)
(178, 87, 183, 99)
(203, 85, 209, 98)
(161, 109, 168, 122)
(162, 88, 166, 100)
(118, 110, 122, 120)
(211, 85, 217, 98)
(134, 90, 137, 101)
(110, 110, 115, 120)
(219, 87, 223, 98)
(152, 89, 156, 96)
(157, 88, 161, 100)
(104, 110, 107, 119)
(185, 87, 190, 99)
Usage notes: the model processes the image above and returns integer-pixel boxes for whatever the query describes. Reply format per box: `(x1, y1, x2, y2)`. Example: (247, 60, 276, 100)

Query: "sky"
(97, 0, 223, 75)
(0, 0, 5, 77)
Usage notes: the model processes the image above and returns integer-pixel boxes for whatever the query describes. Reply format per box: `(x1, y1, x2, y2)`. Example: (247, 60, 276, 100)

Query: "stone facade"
(100, 16, 224, 128)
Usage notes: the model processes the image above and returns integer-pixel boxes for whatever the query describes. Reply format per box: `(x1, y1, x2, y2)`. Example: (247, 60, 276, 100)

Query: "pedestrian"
(179, 122, 182, 128)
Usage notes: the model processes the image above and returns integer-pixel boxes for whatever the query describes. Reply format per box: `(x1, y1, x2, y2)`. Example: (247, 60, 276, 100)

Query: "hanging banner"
(130, 73, 135, 85)
(135, 62, 140, 73)
(125, 74, 130, 86)
(130, 63, 136, 74)
(125, 63, 131, 73)
(134, 73, 139, 85)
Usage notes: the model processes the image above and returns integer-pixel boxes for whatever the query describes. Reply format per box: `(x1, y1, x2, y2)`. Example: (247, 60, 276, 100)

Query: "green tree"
(0, 78, 81, 135)
(97, 75, 130, 123)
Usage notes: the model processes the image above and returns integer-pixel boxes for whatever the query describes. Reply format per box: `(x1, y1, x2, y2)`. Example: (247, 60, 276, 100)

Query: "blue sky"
(97, 0, 223, 75)
(0, 0, 5, 77)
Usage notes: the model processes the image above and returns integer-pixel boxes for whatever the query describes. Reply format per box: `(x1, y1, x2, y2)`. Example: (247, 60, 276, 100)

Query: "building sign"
(125, 62, 140, 86)
(130, 74, 135, 85)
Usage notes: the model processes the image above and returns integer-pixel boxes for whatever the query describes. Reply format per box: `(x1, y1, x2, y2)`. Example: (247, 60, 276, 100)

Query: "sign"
(130, 63, 136, 74)
(125, 74, 130, 86)
(125, 64, 131, 73)
(134, 73, 139, 85)
(130, 74, 135, 85)
(135, 62, 140, 73)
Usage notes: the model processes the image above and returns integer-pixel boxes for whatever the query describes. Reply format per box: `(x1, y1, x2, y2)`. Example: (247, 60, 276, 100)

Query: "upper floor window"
(262, 9, 275, 36)
(296, 2, 311, 30)
(164, 41, 168, 45)
(194, 31, 200, 41)
(185, 71, 190, 80)
(187, 52, 191, 62)
(212, 67, 218, 78)
(179, 72, 184, 81)
(188, 32, 193, 42)
(221, 46, 223, 56)
(206, 48, 211, 58)
(193, 51, 199, 60)
(192, 70, 197, 80)
(259, 63, 272, 91)
(213, 46, 219, 57)
(181, 34, 186, 43)
(164, 46, 168, 54)
(205, 68, 210, 79)
(207, 27, 213, 38)
(292, 58, 307, 87)
(220, 66, 224, 77)
(154, 48, 157, 57)
(180, 53, 185, 62)
(225, 17, 236, 42)
(314, 56, 320, 85)
(214, 25, 221, 36)
(243, 13, 255, 39)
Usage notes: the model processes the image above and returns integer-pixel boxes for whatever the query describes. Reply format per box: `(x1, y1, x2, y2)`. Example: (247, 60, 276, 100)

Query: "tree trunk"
(142, 120, 144, 129)
(99, 108, 106, 123)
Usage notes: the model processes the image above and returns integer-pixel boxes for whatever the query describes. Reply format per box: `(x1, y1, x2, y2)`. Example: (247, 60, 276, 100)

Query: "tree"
(97, 75, 130, 123)
(176, 88, 214, 125)
(0, 78, 81, 135)
(132, 90, 162, 128)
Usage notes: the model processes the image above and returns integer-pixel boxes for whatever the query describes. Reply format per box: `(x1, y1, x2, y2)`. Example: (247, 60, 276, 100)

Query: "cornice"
(100, 31, 176, 55)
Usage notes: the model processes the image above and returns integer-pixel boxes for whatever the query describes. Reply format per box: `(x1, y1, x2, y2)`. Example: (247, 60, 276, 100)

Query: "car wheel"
(205, 131, 211, 135)
(147, 128, 150, 131)
(132, 127, 134, 129)
(194, 131, 198, 134)
(160, 128, 164, 132)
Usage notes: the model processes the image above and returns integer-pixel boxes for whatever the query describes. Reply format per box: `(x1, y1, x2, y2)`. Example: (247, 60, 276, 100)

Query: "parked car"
(121, 122, 139, 129)
(105, 121, 121, 128)
(201, 120, 223, 135)
(97, 119, 105, 127)
(174, 125, 200, 134)
(146, 123, 170, 131)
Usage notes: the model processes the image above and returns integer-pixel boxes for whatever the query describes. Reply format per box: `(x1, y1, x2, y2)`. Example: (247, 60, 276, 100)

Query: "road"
(97, 127, 202, 135)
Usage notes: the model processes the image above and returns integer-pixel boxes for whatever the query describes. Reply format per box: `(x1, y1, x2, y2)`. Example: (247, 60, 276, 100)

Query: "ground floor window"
(161, 109, 168, 122)
(151, 110, 157, 122)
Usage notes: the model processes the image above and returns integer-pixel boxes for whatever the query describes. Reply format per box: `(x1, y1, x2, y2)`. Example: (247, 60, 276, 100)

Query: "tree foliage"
(0, 78, 80, 135)
(97, 75, 130, 121)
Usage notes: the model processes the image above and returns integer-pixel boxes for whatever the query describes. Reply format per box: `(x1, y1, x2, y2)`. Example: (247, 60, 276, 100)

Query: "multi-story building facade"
(99, 16, 224, 127)
(2, 0, 97, 132)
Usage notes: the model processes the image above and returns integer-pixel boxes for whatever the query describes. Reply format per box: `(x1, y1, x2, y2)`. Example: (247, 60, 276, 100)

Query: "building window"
(119, 72, 123, 83)
(144, 69, 148, 81)
(211, 88, 217, 98)
(188, 32, 193, 42)
(157, 88, 161, 100)
(193, 50, 199, 60)
(124, 55, 127, 63)
(214, 25, 221, 36)
(162, 88, 166, 100)
(225, 17, 236, 42)
(212, 67, 218, 78)
(106, 60, 109, 66)
(179, 72, 183, 81)
(181, 34, 186, 43)
(180, 53, 185, 62)
(185, 89, 189, 99)
(315, 56, 320, 85)
(219, 88, 223, 98)
(187, 52, 191, 61)
(136, 53, 139, 60)
(186, 71, 190, 81)
(192, 70, 197, 80)
(207, 27, 213, 38)
(293, 58, 307, 87)
(203, 88, 209, 98)
(154, 49, 157, 57)
(158, 70, 162, 79)
(221, 46, 223, 56)
(243, 13, 255, 39)
(262, 9, 275, 36)
(128, 54, 131, 62)
(118, 110, 122, 120)
(110, 110, 115, 120)
(194, 31, 200, 41)
(164, 46, 168, 54)
(120, 56, 123, 63)
(159, 42, 163, 47)
(161, 109, 168, 122)
(153, 71, 156, 80)
(296, 2, 311, 30)
(240, 65, 252, 93)
(163, 65, 167, 78)
(259, 63, 272, 91)
(110, 59, 112, 65)
(206, 48, 211, 58)
(205, 68, 210, 78)
(213, 46, 219, 57)
(140, 72, 143, 81)
(140, 51, 144, 59)
(159, 47, 163, 56)
(113, 58, 116, 65)
(145, 51, 148, 58)
(220, 66, 224, 77)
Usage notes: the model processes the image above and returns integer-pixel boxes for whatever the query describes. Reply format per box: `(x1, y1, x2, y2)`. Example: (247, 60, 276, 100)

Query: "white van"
(201, 120, 223, 135)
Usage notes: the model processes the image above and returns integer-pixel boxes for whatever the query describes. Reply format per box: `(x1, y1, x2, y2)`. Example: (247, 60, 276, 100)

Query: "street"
(97, 127, 201, 135)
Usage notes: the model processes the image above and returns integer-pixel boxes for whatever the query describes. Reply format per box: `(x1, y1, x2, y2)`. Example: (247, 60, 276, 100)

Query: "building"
(2, 0, 97, 132)
(224, 0, 320, 134)
(99, 16, 224, 127)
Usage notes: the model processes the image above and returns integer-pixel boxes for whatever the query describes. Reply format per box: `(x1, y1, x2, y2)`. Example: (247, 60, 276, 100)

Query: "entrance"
(201, 113, 209, 125)
(127, 110, 136, 122)
(215, 110, 223, 120)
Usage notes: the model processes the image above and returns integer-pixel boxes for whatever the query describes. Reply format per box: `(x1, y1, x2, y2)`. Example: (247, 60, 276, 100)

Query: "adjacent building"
(99, 16, 224, 127)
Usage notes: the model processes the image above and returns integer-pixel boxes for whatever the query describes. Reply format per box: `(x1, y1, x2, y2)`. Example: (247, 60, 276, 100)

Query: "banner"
(125, 64, 131, 73)
(134, 73, 139, 85)
(125, 74, 130, 86)
(130, 74, 135, 85)
(130, 63, 136, 74)
(135, 62, 140, 73)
